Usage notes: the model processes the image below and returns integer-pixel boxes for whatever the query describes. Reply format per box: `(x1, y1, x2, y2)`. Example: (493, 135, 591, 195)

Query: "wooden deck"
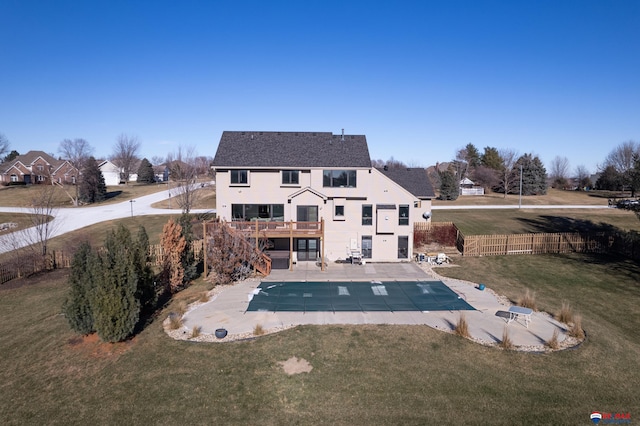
(203, 220, 326, 272)
(226, 220, 324, 239)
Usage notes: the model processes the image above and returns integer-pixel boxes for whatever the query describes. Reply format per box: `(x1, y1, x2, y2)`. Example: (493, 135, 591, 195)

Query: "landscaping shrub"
(63, 224, 155, 343)
(454, 313, 470, 338)
(161, 218, 187, 293)
(546, 329, 560, 350)
(569, 315, 585, 340)
(62, 241, 96, 335)
(168, 313, 183, 330)
(191, 325, 201, 338)
(517, 289, 537, 311)
(253, 324, 265, 336)
(500, 327, 514, 350)
(556, 301, 573, 324)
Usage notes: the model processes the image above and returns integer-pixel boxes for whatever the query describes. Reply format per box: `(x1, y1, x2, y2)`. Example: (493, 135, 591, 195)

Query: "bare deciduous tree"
(151, 155, 166, 166)
(371, 157, 407, 170)
(0, 184, 61, 275)
(194, 156, 213, 177)
(549, 156, 570, 188)
(205, 222, 267, 284)
(167, 146, 202, 214)
(27, 184, 61, 257)
(604, 140, 639, 173)
(499, 148, 519, 198)
(0, 133, 10, 159)
(471, 165, 499, 191)
(58, 138, 94, 206)
(574, 165, 591, 190)
(603, 140, 640, 194)
(111, 134, 141, 184)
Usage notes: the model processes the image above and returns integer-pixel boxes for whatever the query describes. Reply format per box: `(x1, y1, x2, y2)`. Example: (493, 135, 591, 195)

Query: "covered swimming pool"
(246, 280, 475, 312)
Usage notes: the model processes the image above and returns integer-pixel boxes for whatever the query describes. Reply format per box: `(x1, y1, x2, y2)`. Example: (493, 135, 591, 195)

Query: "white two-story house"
(212, 131, 435, 268)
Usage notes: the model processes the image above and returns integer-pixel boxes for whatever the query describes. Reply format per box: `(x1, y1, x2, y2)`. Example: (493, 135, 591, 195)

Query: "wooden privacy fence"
(0, 240, 205, 285)
(413, 222, 459, 247)
(458, 232, 612, 257)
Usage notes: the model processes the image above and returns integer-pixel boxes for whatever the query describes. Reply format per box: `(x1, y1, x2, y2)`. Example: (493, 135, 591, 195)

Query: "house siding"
(215, 167, 432, 263)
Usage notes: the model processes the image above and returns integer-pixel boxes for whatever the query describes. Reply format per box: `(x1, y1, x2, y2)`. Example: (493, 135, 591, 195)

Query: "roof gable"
(287, 186, 328, 201)
(212, 131, 372, 168)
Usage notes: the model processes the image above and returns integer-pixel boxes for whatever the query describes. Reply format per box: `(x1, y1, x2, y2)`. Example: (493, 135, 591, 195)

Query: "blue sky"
(1, 0, 638, 174)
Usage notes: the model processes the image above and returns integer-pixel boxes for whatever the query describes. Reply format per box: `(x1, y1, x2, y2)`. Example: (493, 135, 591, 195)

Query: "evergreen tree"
(465, 143, 481, 168)
(178, 213, 200, 282)
(63, 241, 96, 335)
(480, 147, 502, 170)
(134, 225, 156, 310)
(516, 153, 548, 195)
(136, 158, 156, 184)
(3, 150, 19, 162)
(79, 156, 107, 203)
(438, 169, 459, 200)
(596, 165, 622, 191)
(92, 225, 140, 342)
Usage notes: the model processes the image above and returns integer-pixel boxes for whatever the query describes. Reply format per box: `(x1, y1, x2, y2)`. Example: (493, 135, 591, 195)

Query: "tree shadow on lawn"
(104, 190, 123, 200)
(516, 215, 620, 234)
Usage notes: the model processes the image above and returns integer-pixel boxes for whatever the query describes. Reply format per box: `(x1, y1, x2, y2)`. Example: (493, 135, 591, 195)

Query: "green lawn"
(1, 252, 638, 424)
(434, 208, 640, 235)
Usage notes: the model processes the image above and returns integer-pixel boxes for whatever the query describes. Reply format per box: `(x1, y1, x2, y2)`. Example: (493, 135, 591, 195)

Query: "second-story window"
(399, 205, 409, 225)
(323, 170, 357, 188)
(282, 170, 299, 185)
(230, 169, 248, 184)
(362, 204, 372, 225)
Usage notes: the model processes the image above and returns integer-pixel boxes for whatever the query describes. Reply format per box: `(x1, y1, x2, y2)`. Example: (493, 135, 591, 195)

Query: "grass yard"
(1, 252, 638, 424)
(434, 208, 640, 235)
(432, 188, 616, 207)
(0, 213, 46, 233)
(0, 183, 167, 208)
(47, 215, 184, 249)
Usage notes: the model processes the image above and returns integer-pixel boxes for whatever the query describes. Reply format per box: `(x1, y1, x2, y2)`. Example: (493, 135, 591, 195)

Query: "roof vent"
(341, 128, 345, 142)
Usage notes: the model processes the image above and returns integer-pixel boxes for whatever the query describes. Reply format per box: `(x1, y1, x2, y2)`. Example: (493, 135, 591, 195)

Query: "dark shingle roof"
(377, 167, 436, 199)
(212, 131, 371, 168)
(0, 151, 60, 174)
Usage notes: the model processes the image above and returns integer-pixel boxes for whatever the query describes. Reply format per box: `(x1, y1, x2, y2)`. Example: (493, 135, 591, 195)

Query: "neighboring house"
(0, 150, 77, 185)
(98, 160, 122, 186)
(459, 177, 484, 196)
(98, 159, 140, 186)
(153, 164, 170, 182)
(212, 131, 435, 266)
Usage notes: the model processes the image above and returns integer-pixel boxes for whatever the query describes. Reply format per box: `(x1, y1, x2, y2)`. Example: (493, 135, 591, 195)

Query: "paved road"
(432, 204, 610, 210)
(0, 187, 215, 254)
(0, 192, 611, 254)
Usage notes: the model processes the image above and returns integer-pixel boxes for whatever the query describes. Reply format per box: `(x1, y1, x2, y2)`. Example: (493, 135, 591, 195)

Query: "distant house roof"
(460, 177, 474, 185)
(377, 167, 436, 199)
(0, 150, 61, 174)
(212, 131, 372, 168)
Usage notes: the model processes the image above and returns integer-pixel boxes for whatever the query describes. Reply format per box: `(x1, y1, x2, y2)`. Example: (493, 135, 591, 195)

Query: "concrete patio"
(179, 261, 575, 351)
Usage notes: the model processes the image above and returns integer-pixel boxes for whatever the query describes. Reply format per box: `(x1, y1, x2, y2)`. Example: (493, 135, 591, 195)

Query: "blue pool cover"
(246, 281, 475, 312)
